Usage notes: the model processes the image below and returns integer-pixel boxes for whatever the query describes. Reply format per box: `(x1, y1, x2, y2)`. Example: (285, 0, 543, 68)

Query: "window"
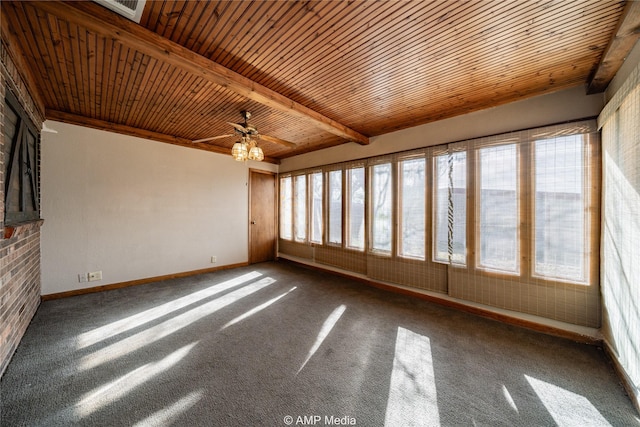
(279, 176, 292, 240)
(399, 157, 426, 259)
(371, 163, 392, 254)
(328, 170, 342, 245)
(478, 144, 519, 273)
(310, 172, 323, 244)
(3, 92, 40, 225)
(277, 120, 596, 290)
(293, 175, 307, 242)
(434, 152, 466, 265)
(346, 167, 365, 250)
(534, 135, 587, 282)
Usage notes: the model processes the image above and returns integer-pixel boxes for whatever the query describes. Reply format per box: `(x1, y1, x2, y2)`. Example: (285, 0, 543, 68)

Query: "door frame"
(248, 168, 278, 264)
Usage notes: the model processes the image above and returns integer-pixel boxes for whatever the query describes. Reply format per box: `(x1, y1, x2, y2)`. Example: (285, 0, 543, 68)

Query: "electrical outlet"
(211, 256, 217, 263)
(88, 271, 102, 282)
(78, 273, 87, 283)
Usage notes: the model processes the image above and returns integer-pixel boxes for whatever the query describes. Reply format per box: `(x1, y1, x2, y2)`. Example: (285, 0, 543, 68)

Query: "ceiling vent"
(93, 0, 146, 23)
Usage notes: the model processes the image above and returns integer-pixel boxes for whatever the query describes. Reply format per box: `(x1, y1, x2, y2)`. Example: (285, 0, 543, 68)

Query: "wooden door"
(249, 169, 277, 263)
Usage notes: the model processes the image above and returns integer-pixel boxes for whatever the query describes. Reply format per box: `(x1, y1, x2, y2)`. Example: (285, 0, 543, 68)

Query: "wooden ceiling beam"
(587, 1, 640, 94)
(46, 109, 280, 164)
(32, 1, 369, 145)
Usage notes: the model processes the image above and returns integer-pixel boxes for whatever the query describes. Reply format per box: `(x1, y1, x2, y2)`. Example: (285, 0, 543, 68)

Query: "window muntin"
(279, 176, 292, 240)
(399, 158, 426, 259)
(293, 175, 307, 242)
(478, 144, 519, 273)
(310, 172, 323, 244)
(534, 135, 587, 282)
(433, 152, 467, 265)
(346, 167, 365, 250)
(328, 170, 342, 245)
(371, 163, 392, 254)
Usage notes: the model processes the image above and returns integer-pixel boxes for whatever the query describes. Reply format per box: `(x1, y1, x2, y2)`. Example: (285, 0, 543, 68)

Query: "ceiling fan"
(193, 111, 296, 161)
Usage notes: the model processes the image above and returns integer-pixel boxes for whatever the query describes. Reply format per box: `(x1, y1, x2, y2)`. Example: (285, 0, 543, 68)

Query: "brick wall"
(0, 225, 42, 377)
(0, 38, 44, 378)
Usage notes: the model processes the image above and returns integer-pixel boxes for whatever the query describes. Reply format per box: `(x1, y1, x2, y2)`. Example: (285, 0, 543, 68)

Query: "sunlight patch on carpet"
(384, 327, 439, 427)
(297, 304, 346, 375)
(79, 277, 275, 370)
(76, 343, 197, 417)
(220, 286, 297, 330)
(131, 391, 203, 427)
(77, 272, 263, 349)
(502, 384, 519, 413)
(525, 375, 611, 426)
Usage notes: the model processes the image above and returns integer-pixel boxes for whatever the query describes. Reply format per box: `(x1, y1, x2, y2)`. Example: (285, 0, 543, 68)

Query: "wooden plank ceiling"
(1, 0, 633, 162)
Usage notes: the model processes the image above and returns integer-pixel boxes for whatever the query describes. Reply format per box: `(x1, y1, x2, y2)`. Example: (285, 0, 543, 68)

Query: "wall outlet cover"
(88, 271, 102, 281)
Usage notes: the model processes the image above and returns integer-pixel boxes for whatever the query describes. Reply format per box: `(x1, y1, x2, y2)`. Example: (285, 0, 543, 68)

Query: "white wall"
(41, 121, 276, 295)
(280, 85, 603, 172)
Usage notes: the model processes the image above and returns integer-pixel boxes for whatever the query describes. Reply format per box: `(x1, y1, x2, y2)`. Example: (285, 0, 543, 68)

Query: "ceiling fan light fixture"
(232, 140, 249, 161)
(199, 111, 292, 161)
(232, 136, 264, 162)
(248, 144, 264, 161)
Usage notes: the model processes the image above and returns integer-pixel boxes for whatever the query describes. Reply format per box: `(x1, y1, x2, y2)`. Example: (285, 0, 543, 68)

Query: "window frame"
(309, 171, 324, 245)
(346, 165, 365, 251)
(279, 175, 293, 240)
(475, 143, 521, 275)
(398, 155, 427, 261)
(293, 174, 308, 243)
(3, 90, 41, 226)
(531, 134, 591, 285)
(432, 151, 467, 266)
(368, 161, 394, 256)
(327, 169, 343, 246)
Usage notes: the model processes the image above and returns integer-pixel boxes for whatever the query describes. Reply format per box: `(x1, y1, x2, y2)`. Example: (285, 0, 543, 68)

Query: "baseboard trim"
(603, 340, 640, 415)
(41, 262, 249, 301)
(279, 256, 602, 346)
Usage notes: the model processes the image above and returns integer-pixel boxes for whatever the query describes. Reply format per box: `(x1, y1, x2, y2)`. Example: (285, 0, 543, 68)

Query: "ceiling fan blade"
(193, 134, 234, 143)
(228, 122, 249, 133)
(258, 134, 297, 148)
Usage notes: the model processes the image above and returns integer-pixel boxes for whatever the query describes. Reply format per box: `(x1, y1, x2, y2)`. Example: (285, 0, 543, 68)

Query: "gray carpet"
(1, 261, 638, 427)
